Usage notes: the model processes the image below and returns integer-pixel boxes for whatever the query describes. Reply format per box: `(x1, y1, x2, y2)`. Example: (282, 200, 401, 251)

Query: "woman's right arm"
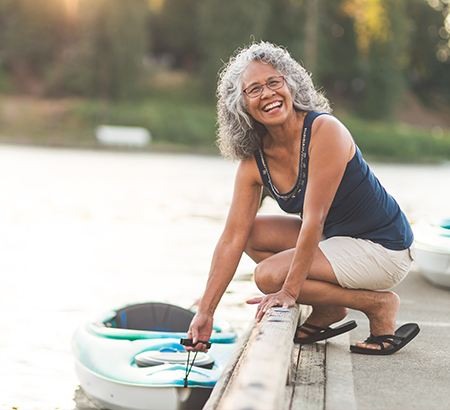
(186, 157, 262, 350)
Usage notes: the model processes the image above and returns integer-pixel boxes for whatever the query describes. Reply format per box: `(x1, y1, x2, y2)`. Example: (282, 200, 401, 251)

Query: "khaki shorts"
(318, 236, 415, 291)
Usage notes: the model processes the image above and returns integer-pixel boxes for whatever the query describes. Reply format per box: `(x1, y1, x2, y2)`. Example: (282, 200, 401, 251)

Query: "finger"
(262, 299, 279, 312)
(256, 306, 266, 322)
(282, 298, 294, 308)
(246, 296, 263, 305)
(186, 328, 193, 339)
(258, 298, 282, 319)
(255, 301, 266, 322)
(190, 326, 199, 345)
(183, 344, 194, 351)
(193, 343, 203, 352)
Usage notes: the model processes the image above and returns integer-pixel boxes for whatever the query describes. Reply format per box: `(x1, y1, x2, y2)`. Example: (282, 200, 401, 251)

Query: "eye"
(268, 79, 282, 88)
(247, 85, 262, 95)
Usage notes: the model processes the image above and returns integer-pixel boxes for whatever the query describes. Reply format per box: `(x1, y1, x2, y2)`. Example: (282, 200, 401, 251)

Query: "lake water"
(0, 145, 449, 410)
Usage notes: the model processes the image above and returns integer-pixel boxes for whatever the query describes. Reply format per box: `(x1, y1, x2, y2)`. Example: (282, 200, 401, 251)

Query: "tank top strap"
(302, 111, 324, 156)
(254, 111, 328, 213)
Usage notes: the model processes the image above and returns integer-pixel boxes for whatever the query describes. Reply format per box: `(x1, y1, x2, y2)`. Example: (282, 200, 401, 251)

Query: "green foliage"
(50, 0, 150, 100)
(71, 99, 217, 146)
(152, 0, 202, 70)
(1, 90, 450, 162)
(357, 0, 410, 119)
(197, 0, 281, 100)
(0, 0, 65, 93)
(340, 114, 450, 161)
(0, 67, 13, 93)
(407, 0, 450, 105)
(318, 2, 359, 82)
(254, 0, 305, 63)
(0, 0, 64, 64)
(0, 0, 149, 100)
(0, 0, 449, 127)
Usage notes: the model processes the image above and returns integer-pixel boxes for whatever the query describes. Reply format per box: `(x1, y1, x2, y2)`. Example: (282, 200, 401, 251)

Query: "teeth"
(264, 102, 281, 111)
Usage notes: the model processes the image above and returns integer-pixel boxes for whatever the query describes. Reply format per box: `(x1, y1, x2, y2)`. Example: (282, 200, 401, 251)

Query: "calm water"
(0, 145, 449, 410)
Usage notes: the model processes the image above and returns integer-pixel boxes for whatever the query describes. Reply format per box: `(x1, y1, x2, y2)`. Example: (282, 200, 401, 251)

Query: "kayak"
(413, 218, 450, 289)
(72, 302, 237, 410)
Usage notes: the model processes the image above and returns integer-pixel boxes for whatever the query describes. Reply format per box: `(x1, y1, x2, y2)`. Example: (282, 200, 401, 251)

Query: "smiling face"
(241, 61, 294, 128)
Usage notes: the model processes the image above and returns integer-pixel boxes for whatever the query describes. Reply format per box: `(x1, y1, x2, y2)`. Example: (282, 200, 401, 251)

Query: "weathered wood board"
(204, 305, 300, 410)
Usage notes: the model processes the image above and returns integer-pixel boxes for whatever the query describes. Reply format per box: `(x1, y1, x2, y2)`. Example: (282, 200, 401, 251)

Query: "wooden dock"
(203, 304, 329, 410)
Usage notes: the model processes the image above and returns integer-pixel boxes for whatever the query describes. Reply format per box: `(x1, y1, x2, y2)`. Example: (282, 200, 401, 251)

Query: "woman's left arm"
(251, 116, 354, 321)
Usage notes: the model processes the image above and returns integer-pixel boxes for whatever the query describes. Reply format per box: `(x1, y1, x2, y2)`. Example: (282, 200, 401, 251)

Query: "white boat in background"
(413, 218, 450, 289)
(72, 302, 237, 410)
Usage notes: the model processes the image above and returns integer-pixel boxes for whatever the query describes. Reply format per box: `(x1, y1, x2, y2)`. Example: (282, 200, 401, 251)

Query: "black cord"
(184, 350, 198, 388)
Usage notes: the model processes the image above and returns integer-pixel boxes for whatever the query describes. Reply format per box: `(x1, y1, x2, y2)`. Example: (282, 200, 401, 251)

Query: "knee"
(254, 258, 286, 294)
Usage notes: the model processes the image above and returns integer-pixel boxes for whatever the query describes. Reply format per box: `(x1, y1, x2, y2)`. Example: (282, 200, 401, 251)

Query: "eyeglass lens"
(244, 76, 284, 98)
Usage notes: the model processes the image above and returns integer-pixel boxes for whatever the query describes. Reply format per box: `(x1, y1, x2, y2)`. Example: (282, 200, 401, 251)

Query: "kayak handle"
(180, 338, 211, 349)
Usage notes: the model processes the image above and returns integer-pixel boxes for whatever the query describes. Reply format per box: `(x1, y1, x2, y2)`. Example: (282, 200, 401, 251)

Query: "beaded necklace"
(258, 124, 308, 201)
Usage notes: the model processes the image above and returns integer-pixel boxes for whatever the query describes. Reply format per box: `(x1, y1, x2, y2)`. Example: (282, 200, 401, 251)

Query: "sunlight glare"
(64, 0, 79, 20)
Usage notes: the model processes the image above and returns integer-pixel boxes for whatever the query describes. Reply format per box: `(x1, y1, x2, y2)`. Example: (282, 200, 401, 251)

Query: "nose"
(260, 84, 276, 98)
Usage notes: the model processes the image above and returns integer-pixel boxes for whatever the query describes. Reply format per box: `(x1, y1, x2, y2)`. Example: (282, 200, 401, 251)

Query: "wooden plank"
(285, 305, 325, 410)
(284, 342, 301, 410)
(215, 305, 300, 410)
(290, 341, 325, 410)
(203, 320, 255, 410)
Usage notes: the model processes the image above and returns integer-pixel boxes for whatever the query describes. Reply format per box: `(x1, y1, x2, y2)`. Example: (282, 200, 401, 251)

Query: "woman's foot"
(355, 291, 400, 350)
(296, 306, 349, 340)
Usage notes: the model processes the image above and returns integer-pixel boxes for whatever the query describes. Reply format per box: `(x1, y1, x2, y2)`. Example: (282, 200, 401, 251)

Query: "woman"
(186, 41, 419, 355)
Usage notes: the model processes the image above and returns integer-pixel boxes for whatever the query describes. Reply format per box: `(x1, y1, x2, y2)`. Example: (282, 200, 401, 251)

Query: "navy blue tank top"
(254, 112, 413, 250)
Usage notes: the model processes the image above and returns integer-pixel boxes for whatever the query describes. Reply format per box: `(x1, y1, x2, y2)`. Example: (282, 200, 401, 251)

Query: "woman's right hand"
(185, 312, 214, 352)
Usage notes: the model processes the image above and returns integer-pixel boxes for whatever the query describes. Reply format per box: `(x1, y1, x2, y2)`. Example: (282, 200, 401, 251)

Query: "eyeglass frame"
(242, 76, 285, 98)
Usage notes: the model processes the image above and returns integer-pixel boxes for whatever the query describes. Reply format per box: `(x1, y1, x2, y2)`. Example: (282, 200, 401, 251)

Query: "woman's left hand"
(246, 289, 297, 322)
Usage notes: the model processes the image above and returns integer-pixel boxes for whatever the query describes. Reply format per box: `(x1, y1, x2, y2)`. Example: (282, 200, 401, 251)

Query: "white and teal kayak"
(413, 218, 450, 289)
(72, 302, 237, 410)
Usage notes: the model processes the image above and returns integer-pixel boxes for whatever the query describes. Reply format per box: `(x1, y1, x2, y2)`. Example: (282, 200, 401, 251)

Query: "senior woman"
(186, 41, 419, 355)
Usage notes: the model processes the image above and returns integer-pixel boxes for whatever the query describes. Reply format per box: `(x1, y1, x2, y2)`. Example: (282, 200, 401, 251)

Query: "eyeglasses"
(243, 76, 285, 98)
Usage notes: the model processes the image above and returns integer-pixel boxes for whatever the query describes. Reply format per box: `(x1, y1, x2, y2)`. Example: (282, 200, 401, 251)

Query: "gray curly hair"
(216, 41, 332, 161)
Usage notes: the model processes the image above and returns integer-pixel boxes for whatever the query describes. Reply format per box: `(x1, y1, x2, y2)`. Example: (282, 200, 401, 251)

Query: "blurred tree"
(152, 0, 312, 100)
(0, 0, 65, 95)
(152, 0, 202, 71)
(196, 0, 331, 100)
(341, 0, 390, 57)
(0, 0, 448, 117)
(407, 0, 450, 105)
(50, 0, 150, 100)
(341, 0, 411, 119)
(303, 0, 320, 74)
(0, 0, 150, 100)
(317, 0, 360, 97)
(263, 0, 305, 64)
(197, 0, 274, 100)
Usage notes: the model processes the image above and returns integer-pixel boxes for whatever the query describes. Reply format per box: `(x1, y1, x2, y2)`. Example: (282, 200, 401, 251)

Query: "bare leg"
(244, 214, 302, 263)
(245, 215, 347, 335)
(295, 280, 399, 349)
(245, 214, 400, 349)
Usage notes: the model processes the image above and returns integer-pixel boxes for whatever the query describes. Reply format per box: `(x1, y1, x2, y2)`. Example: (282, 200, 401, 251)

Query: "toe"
(355, 341, 381, 350)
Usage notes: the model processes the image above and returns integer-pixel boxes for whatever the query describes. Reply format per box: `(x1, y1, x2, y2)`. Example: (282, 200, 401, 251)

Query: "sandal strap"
(296, 326, 315, 336)
(297, 322, 326, 337)
(365, 334, 404, 350)
(300, 322, 326, 332)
